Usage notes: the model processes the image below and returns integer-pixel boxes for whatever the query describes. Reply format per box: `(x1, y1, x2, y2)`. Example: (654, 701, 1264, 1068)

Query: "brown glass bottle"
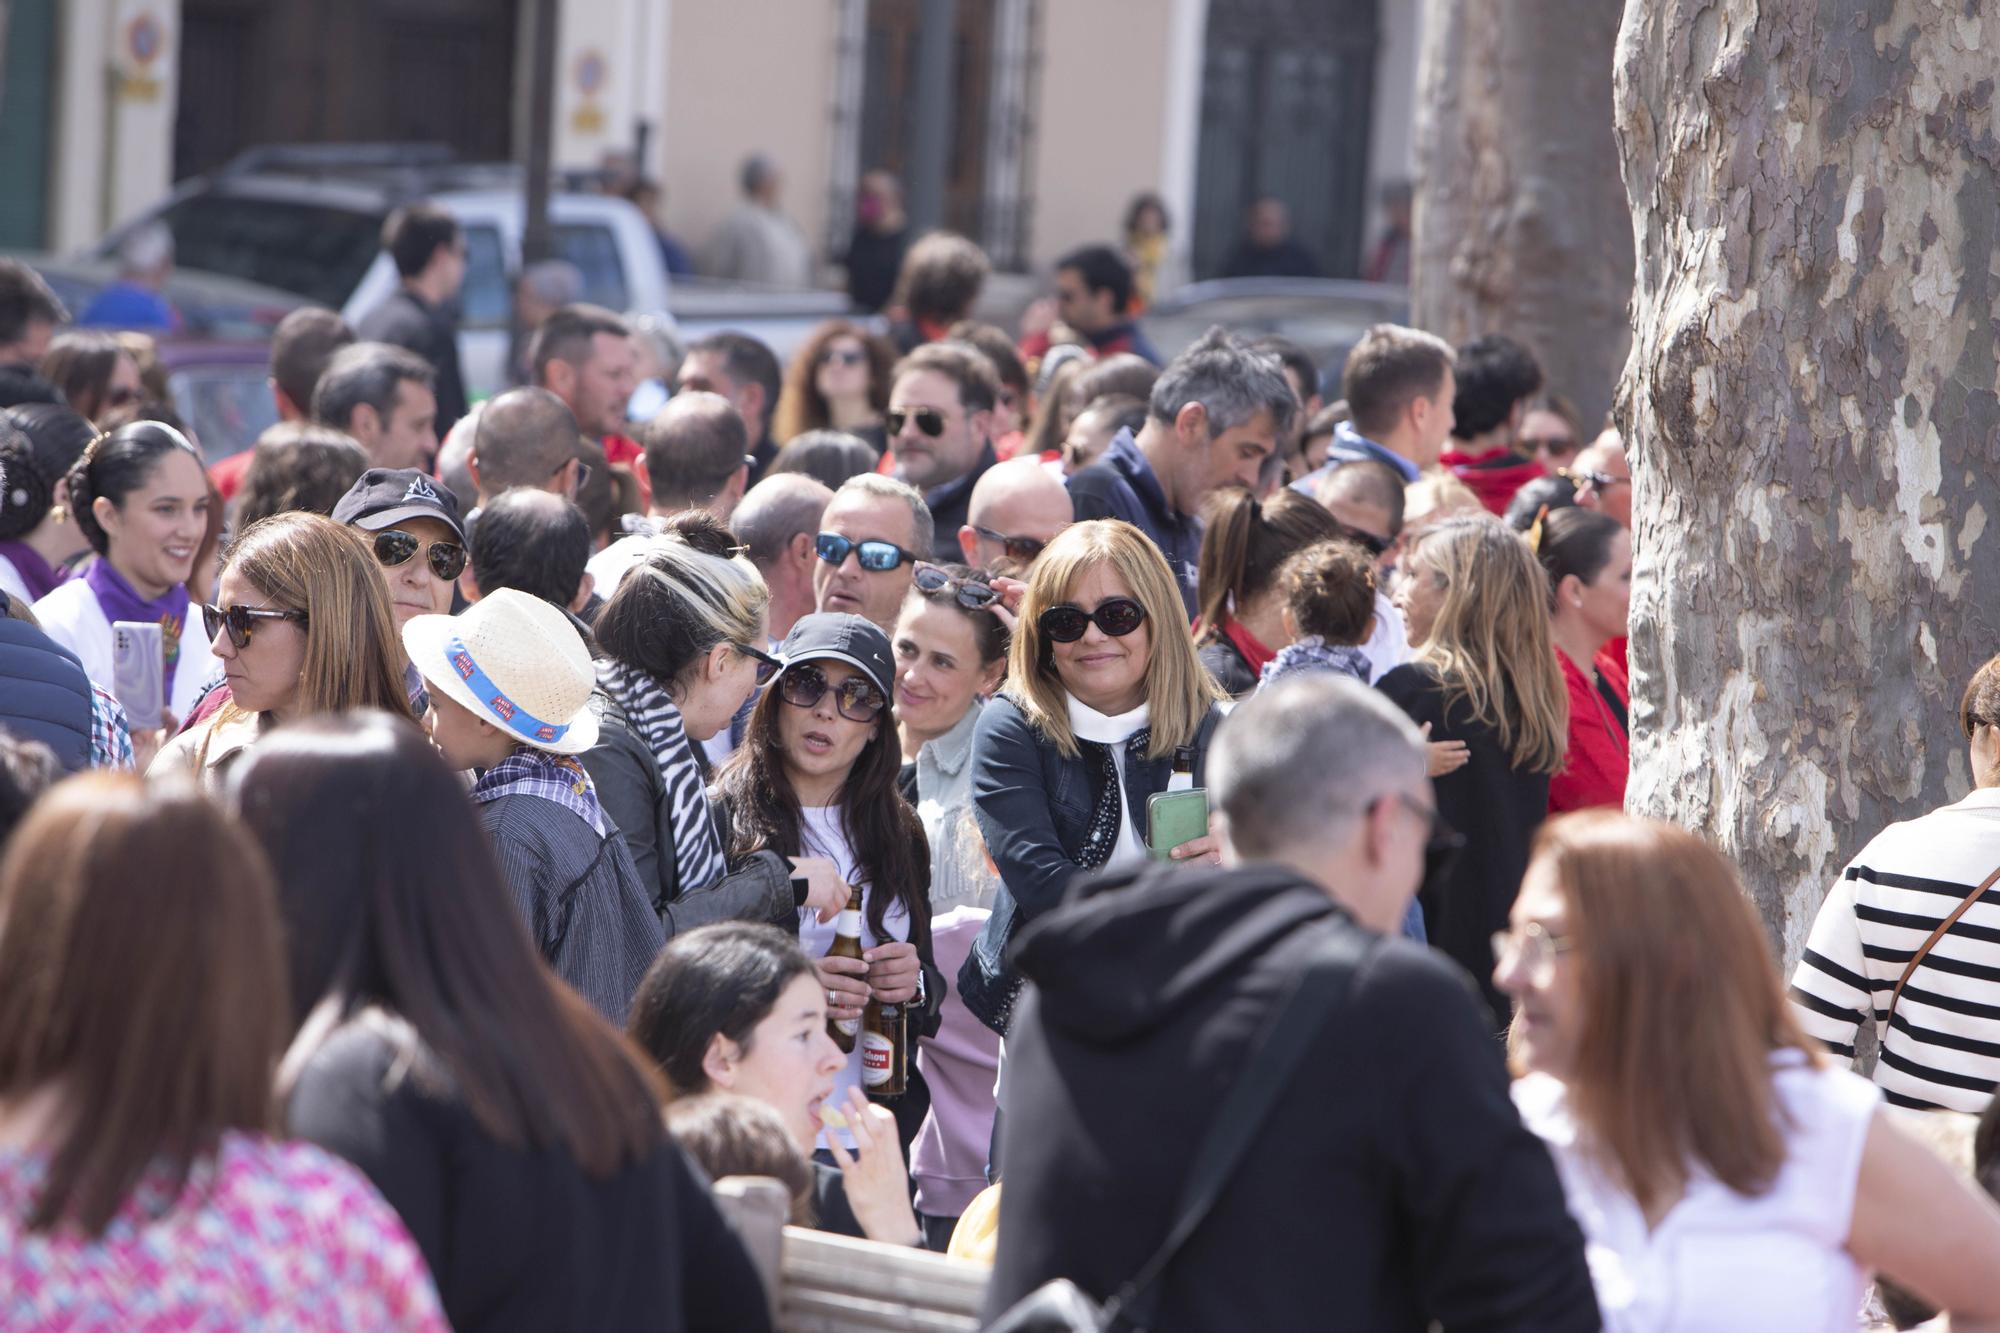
(824, 885, 864, 1054)
(859, 995, 907, 1097)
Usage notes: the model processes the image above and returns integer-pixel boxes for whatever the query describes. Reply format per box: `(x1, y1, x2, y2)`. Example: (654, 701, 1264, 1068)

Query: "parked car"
(92, 145, 871, 402)
(1140, 277, 1411, 399)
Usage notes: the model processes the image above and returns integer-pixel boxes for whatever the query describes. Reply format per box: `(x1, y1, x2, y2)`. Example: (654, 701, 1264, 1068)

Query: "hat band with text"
(444, 635, 568, 745)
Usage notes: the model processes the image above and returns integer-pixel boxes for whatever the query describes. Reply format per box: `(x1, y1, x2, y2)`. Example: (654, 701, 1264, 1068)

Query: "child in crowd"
(1261, 538, 1377, 687)
(404, 588, 665, 1021)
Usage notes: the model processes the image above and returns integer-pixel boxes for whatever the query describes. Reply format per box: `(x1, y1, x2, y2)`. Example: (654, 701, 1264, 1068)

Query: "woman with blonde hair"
(771, 320, 896, 452)
(960, 519, 1227, 1034)
(150, 511, 413, 784)
(1379, 515, 1566, 1026)
(1500, 811, 2000, 1331)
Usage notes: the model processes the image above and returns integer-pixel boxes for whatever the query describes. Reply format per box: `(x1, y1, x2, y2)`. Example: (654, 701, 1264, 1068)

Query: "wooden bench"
(714, 1177, 990, 1331)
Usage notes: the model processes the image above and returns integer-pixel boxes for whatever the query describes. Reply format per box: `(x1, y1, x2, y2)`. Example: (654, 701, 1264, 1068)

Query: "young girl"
(1261, 537, 1378, 687)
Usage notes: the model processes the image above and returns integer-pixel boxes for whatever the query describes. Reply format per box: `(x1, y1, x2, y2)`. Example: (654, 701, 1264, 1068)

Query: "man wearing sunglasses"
(1068, 328, 1296, 616)
(957, 456, 1072, 576)
(886, 342, 1000, 561)
(812, 474, 932, 634)
(1569, 431, 1631, 528)
(332, 467, 468, 630)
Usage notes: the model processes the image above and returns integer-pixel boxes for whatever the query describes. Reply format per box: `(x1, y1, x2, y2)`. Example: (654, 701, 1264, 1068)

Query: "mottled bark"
(1616, 0, 2000, 967)
(1411, 0, 1633, 428)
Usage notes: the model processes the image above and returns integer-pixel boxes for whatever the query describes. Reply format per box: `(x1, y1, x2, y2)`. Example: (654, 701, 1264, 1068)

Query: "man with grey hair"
(703, 152, 813, 288)
(813, 473, 932, 634)
(311, 342, 439, 472)
(731, 473, 832, 645)
(465, 386, 586, 509)
(986, 674, 1599, 1330)
(79, 223, 176, 331)
(1067, 325, 1296, 614)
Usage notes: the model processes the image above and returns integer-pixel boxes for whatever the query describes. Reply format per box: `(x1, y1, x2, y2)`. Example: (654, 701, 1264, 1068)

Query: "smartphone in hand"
(111, 621, 165, 730)
(1146, 788, 1210, 862)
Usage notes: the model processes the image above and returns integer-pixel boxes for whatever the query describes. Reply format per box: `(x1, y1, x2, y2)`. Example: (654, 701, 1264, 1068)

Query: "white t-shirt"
(796, 803, 910, 1151)
(1360, 591, 1411, 683)
(1513, 1052, 1878, 1332)
(0, 554, 32, 605)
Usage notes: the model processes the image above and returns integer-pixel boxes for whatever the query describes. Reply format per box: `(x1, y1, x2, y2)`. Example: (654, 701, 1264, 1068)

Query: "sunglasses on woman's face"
(737, 642, 783, 684)
(886, 406, 947, 439)
(815, 532, 917, 572)
(373, 529, 468, 582)
(202, 602, 308, 650)
(1038, 597, 1146, 644)
(972, 526, 1047, 563)
(779, 663, 887, 723)
(821, 347, 868, 368)
(914, 563, 999, 609)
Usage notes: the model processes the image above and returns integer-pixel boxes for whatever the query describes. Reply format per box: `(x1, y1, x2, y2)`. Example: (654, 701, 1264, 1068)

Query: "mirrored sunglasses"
(815, 532, 916, 572)
(778, 662, 887, 723)
(373, 529, 468, 581)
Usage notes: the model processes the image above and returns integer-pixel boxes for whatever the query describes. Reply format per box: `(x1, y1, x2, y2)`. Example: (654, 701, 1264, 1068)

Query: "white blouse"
(1513, 1052, 1879, 1332)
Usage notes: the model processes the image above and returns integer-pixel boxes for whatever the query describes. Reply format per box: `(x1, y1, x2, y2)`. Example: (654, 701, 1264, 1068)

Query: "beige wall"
(51, 0, 183, 250)
(1027, 0, 1175, 274)
(658, 0, 842, 272)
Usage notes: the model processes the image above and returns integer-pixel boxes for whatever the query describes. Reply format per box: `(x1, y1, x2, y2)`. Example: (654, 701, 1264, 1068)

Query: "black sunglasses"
(815, 532, 917, 572)
(886, 407, 946, 439)
(373, 529, 468, 581)
(1038, 597, 1146, 644)
(821, 347, 868, 368)
(738, 641, 784, 684)
(914, 564, 999, 609)
(1331, 520, 1390, 558)
(971, 526, 1047, 562)
(202, 602, 308, 649)
(779, 662, 887, 723)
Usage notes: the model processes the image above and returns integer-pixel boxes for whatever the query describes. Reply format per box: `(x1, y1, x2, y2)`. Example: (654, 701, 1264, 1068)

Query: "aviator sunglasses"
(203, 602, 308, 650)
(372, 529, 468, 581)
(779, 662, 888, 723)
(815, 532, 918, 572)
(1037, 597, 1146, 643)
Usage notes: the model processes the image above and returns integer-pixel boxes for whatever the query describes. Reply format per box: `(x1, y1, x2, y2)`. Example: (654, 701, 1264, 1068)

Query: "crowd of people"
(2, 191, 2000, 1333)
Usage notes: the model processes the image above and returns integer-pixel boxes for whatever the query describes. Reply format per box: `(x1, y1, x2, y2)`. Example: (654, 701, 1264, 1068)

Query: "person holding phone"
(960, 518, 1227, 1037)
(32, 421, 219, 725)
(150, 512, 414, 786)
(708, 612, 940, 1149)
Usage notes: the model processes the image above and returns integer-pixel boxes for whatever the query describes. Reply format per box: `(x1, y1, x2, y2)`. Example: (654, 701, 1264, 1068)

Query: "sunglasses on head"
(815, 532, 917, 572)
(1038, 597, 1146, 644)
(738, 641, 784, 684)
(1331, 520, 1390, 558)
(373, 528, 468, 581)
(779, 662, 887, 723)
(886, 406, 947, 439)
(972, 526, 1046, 562)
(914, 564, 999, 609)
(202, 601, 308, 649)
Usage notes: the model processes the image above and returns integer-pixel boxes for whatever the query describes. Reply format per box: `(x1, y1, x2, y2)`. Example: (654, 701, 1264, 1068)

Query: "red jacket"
(1549, 646, 1629, 813)
(1441, 445, 1544, 516)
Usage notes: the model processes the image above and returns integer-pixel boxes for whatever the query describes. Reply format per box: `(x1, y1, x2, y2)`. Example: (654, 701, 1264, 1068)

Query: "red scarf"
(1220, 616, 1275, 676)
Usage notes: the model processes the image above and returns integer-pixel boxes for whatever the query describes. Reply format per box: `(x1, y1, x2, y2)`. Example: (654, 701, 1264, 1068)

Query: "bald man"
(958, 456, 1073, 576)
(465, 387, 585, 509)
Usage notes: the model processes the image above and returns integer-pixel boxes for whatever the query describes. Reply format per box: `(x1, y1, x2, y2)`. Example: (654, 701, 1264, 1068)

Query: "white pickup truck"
(93, 146, 866, 399)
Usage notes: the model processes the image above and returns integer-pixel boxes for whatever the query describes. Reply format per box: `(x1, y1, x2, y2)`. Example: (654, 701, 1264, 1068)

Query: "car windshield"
(150, 193, 385, 308)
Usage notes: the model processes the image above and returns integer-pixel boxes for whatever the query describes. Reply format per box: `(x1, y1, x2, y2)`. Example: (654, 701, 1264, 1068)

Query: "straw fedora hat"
(401, 589, 599, 756)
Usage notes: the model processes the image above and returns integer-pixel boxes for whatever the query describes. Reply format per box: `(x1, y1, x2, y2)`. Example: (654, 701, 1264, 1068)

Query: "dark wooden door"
(1193, 0, 1379, 280)
(860, 0, 996, 241)
(175, 0, 518, 180)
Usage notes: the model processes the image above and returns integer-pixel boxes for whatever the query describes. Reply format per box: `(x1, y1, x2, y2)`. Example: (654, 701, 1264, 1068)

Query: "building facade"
(2, 0, 1419, 286)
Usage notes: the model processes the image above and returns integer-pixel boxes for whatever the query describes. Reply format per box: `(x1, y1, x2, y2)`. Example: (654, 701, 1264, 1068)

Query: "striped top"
(1789, 786, 2000, 1112)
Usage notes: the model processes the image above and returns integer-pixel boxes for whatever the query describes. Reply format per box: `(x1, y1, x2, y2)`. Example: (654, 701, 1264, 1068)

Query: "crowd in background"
(2, 185, 2000, 1333)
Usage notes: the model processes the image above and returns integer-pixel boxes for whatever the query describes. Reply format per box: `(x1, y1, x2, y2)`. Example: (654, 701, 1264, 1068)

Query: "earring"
(48, 503, 67, 525)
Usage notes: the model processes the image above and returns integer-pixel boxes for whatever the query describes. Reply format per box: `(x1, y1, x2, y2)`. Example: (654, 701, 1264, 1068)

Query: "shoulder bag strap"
(1102, 921, 1374, 1330)
(1886, 863, 2000, 1028)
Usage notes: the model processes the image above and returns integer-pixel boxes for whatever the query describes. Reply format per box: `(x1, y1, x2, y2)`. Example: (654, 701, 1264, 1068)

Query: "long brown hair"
(0, 775, 290, 1235)
(1406, 516, 1568, 772)
(771, 320, 894, 443)
(1532, 811, 1818, 1214)
(1193, 485, 1342, 642)
(713, 664, 933, 956)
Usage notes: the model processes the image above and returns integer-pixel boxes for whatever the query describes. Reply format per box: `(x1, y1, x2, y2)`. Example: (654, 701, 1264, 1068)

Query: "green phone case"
(1147, 788, 1211, 861)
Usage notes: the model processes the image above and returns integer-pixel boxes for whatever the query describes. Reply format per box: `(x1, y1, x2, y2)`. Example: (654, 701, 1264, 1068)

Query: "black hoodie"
(986, 862, 1600, 1333)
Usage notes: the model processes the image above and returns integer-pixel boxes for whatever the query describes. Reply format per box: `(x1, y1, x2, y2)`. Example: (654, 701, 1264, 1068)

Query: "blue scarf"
(84, 558, 190, 701)
(1261, 635, 1372, 688)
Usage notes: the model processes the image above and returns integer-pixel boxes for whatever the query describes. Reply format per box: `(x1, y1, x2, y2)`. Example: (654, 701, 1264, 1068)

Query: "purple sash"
(84, 559, 191, 701)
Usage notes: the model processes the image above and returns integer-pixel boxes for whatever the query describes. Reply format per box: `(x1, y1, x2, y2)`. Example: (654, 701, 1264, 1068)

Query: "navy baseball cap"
(332, 468, 466, 541)
(778, 612, 895, 699)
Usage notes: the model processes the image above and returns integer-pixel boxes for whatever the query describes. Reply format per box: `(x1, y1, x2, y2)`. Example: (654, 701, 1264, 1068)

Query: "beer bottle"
(860, 994, 907, 1097)
(824, 884, 864, 1054)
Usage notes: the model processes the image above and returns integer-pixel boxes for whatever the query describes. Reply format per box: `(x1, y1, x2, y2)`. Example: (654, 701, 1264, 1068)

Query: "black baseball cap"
(332, 468, 466, 541)
(778, 612, 895, 699)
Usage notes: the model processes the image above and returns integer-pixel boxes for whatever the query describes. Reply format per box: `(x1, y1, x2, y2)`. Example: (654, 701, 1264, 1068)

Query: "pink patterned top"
(1, 1131, 448, 1331)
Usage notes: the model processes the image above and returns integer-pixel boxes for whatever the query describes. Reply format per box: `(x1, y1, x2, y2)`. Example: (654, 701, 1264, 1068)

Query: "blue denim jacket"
(959, 692, 1223, 1033)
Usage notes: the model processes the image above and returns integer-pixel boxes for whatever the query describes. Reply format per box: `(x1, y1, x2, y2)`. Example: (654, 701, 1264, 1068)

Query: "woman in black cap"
(710, 612, 937, 1158)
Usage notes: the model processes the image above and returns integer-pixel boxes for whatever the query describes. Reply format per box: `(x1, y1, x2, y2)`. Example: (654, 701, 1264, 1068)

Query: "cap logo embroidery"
(404, 476, 442, 504)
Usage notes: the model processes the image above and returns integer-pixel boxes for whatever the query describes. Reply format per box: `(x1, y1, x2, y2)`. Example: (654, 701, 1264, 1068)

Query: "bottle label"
(835, 1015, 860, 1037)
(860, 1031, 895, 1085)
(833, 909, 861, 937)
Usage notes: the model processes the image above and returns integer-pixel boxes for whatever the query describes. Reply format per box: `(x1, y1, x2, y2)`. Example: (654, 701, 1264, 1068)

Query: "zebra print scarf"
(596, 660, 727, 895)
